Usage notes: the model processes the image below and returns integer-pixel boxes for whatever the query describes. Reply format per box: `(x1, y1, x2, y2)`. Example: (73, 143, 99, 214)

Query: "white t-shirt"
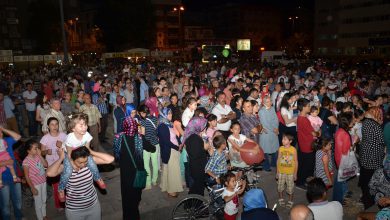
(63, 132, 93, 150)
(22, 90, 37, 111)
(228, 134, 247, 167)
(222, 189, 239, 215)
(308, 201, 343, 220)
(281, 107, 296, 127)
(212, 104, 233, 131)
(181, 108, 194, 128)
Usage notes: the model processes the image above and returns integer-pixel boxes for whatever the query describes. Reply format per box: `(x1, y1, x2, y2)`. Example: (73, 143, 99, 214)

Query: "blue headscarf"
(243, 189, 267, 211)
(125, 103, 136, 117)
(159, 107, 173, 128)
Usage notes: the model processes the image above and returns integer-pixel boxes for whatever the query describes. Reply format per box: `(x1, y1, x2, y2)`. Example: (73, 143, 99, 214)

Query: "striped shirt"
(139, 116, 159, 145)
(315, 150, 334, 186)
(65, 167, 98, 211)
(22, 155, 46, 186)
(92, 93, 109, 115)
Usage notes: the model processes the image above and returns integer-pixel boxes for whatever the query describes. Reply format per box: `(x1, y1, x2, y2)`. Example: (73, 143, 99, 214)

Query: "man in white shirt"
(212, 91, 236, 138)
(307, 178, 343, 220)
(23, 83, 38, 136)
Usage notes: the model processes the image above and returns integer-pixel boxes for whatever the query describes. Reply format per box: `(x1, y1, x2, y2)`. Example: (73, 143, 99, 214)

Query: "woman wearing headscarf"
(183, 116, 209, 196)
(119, 117, 155, 220)
(145, 97, 159, 118)
(359, 106, 386, 209)
(113, 95, 126, 133)
(241, 189, 279, 220)
(157, 107, 183, 197)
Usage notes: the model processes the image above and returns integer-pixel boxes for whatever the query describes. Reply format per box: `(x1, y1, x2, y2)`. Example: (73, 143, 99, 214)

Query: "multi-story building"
(0, 0, 23, 52)
(315, 0, 390, 56)
(152, 0, 183, 50)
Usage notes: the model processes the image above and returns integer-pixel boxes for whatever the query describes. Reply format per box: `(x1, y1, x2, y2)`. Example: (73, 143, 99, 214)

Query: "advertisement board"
(237, 39, 251, 51)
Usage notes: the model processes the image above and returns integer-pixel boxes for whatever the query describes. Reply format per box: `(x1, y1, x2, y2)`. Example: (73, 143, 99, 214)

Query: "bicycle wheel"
(172, 194, 210, 220)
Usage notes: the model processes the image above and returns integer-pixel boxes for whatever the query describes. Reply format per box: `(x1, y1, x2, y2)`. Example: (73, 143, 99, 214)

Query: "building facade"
(315, 0, 390, 56)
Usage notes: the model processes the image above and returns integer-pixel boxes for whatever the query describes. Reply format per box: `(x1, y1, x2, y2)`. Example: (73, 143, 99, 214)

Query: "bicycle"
(171, 164, 264, 220)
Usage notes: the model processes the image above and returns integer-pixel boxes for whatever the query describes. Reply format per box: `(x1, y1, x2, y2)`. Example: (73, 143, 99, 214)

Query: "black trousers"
(297, 151, 315, 186)
(189, 163, 207, 196)
(99, 113, 108, 140)
(359, 167, 376, 209)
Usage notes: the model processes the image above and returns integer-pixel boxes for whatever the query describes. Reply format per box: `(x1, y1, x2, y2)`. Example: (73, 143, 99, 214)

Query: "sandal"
(286, 201, 294, 209)
(278, 198, 285, 207)
(96, 179, 106, 189)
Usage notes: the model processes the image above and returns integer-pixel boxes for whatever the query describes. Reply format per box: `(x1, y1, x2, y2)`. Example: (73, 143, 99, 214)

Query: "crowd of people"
(0, 59, 389, 220)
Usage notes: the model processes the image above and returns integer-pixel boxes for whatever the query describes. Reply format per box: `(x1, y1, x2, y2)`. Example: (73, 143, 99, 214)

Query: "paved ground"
(18, 116, 376, 220)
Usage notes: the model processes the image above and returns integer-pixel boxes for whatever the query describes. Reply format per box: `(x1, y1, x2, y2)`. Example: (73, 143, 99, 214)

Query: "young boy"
(276, 133, 298, 209)
(205, 135, 228, 185)
(222, 172, 246, 220)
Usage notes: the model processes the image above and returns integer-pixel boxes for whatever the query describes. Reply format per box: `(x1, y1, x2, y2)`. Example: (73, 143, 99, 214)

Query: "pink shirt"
(22, 155, 46, 186)
(307, 115, 323, 132)
(40, 132, 67, 166)
(169, 127, 179, 146)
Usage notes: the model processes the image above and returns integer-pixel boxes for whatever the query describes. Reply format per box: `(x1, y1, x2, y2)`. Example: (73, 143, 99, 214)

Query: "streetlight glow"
(180, 6, 184, 11)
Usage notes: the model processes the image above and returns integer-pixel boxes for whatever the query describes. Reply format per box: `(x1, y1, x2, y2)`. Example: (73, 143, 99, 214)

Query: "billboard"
(237, 39, 251, 51)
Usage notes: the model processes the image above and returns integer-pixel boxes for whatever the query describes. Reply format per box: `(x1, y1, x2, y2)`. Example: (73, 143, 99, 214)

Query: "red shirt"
(334, 128, 351, 168)
(297, 115, 315, 153)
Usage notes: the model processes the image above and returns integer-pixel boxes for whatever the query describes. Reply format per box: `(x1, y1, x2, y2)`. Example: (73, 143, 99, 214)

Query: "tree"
(96, 0, 155, 51)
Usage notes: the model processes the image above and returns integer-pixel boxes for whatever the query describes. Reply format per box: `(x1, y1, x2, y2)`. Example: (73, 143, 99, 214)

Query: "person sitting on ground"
(307, 178, 343, 220)
(241, 188, 279, 220)
(290, 204, 314, 220)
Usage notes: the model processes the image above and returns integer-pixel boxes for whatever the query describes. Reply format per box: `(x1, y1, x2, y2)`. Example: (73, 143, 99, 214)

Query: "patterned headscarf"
(122, 117, 143, 159)
(116, 95, 125, 111)
(125, 103, 136, 117)
(243, 189, 267, 211)
(365, 106, 383, 125)
(145, 97, 159, 117)
(159, 107, 172, 128)
(182, 116, 207, 144)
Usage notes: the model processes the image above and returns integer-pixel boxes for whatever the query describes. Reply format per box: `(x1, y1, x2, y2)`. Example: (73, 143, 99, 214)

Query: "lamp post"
(288, 16, 299, 33)
(59, 0, 69, 64)
(173, 6, 185, 52)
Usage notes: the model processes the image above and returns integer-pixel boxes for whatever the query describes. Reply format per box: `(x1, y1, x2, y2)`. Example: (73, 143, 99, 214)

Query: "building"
(314, 0, 390, 57)
(152, 0, 183, 50)
(184, 26, 215, 47)
(206, 3, 283, 51)
(0, 0, 23, 52)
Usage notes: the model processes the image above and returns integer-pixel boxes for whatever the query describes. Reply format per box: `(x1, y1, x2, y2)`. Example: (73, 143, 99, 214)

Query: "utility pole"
(59, 0, 69, 64)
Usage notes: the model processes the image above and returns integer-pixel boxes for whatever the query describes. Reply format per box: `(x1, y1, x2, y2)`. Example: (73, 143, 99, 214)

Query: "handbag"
(337, 149, 359, 182)
(123, 137, 147, 188)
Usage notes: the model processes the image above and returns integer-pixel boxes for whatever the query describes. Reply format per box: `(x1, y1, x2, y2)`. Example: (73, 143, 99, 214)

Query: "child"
(313, 138, 334, 188)
(205, 135, 228, 186)
(222, 172, 246, 220)
(182, 97, 197, 127)
(227, 122, 259, 168)
(0, 127, 20, 187)
(58, 113, 105, 201)
(307, 106, 323, 133)
(351, 109, 364, 145)
(22, 139, 48, 220)
(276, 133, 298, 209)
(205, 114, 218, 144)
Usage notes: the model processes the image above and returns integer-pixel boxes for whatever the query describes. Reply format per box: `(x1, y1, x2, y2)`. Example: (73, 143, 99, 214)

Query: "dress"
(259, 107, 279, 154)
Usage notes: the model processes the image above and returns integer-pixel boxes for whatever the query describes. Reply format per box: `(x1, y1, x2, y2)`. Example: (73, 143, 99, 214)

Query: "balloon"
(240, 142, 264, 165)
(222, 49, 230, 58)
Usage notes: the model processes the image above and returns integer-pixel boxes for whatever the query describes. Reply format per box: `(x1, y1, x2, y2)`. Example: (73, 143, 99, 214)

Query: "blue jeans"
(0, 182, 23, 220)
(58, 155, 102, 191)
(262, 152, 278, 171)
(332, 170, 348, 203)
(15, 105, 25, 137)
(27, 110, 37, 136)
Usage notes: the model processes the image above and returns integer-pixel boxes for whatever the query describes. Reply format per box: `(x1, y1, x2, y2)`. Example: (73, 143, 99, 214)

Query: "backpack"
(113, 132, 125, 160)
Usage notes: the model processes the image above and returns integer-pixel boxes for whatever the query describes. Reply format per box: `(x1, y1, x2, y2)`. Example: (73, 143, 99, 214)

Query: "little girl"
(313, 138, 334, 188)
(0, 127, 20, 187)
(205, 114, 217, 144)
(58, 113, 105, 201)
(182, 98, 197, 127)
(308, 106, 323, 133)
(222, 172, 246, 220)
(22, 139, 48, 220)
(227, 122, 259, 168)
(40, 117, 67, 210)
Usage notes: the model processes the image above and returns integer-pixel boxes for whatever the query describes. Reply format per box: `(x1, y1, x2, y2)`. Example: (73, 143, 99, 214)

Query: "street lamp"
(173, 6, 185, 51)
(288, 16, 299, 33)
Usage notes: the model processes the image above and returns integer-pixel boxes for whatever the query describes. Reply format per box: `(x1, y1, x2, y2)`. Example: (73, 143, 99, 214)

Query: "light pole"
(288, 16, 299, 33)
(59, 0, 69, 64)
(173, 6, 184, 52)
